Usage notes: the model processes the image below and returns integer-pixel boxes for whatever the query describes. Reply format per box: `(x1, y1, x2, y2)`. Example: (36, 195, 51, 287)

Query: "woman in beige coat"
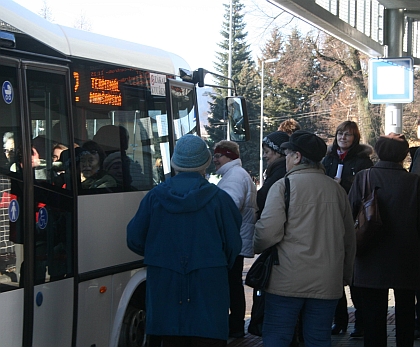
(254, 131, 356, 347)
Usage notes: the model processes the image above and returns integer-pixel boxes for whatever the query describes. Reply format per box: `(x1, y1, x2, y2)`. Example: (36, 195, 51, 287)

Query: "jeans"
(263, 292, 338, 347)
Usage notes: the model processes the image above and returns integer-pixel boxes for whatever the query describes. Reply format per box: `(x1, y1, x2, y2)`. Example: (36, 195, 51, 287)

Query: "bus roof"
(0, 0, 189, 76)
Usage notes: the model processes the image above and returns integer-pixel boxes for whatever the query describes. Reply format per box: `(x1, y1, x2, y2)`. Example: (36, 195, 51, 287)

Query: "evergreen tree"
(206, 0, 260, 176)
(259, 27, 322, 134)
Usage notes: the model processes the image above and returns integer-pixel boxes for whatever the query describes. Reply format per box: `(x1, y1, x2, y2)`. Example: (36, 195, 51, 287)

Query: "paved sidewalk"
(228, 321, 420, 346)
(227, 258, 420, 346)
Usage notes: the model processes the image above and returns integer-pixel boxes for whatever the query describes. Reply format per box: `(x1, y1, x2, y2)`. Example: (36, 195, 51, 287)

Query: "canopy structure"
(268, 0, 420, 66)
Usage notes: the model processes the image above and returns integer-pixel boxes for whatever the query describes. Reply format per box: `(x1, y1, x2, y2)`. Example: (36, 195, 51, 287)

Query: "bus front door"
(0, 57, 76, 347)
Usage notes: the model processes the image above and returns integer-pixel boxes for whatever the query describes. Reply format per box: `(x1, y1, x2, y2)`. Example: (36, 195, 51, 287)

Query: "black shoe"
(331, 324, 347, 335)
(229, 331, 245, 338)
(415, 329, 420, 340)
(350, 328, 364, 338)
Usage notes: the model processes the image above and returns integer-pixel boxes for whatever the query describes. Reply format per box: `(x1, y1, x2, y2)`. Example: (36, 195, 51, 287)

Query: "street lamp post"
(259, 58, 279, 189)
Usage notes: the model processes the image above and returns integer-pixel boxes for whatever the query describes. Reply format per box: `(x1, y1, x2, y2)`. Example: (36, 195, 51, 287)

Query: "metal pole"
(384, 8, 404, 135)
(259, 61, 265, 189)
(227, 0, 233, 140)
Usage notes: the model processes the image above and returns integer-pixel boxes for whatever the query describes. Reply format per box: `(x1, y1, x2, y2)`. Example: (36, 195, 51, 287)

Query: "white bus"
(0, 1, 249, 347)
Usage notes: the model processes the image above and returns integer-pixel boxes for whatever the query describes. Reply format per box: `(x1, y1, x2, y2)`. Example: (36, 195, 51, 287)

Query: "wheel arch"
(109, 268, 147, 347)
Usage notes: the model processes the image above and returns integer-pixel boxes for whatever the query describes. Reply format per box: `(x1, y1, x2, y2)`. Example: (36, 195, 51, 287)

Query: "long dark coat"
(256, 157, 286, 219)
(127, 172, 242, 340)
(322, 143, 373, 193)
(348, 161, 420, 289)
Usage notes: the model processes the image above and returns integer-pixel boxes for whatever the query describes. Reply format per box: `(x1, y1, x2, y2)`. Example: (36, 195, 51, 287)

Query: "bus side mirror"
(226, 96, 250, 142)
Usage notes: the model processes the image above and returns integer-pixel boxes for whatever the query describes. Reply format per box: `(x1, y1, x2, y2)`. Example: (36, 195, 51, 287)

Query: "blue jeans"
(263, 292, 338, 347)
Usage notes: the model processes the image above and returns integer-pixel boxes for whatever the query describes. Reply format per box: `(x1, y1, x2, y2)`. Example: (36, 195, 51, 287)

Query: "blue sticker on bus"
(2, 81, 13, 104)
(38, 207, 48, 230)
(8, 199, 19, 222)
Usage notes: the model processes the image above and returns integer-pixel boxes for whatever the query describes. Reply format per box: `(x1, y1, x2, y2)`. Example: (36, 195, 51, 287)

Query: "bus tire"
(118, 305, 146, 347)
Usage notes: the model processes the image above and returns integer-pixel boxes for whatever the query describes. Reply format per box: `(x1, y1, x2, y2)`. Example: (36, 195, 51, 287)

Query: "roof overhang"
(267, 0, 420, 66)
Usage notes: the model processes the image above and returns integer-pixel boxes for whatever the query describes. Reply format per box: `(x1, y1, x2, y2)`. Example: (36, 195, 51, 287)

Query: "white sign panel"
(368, 57, 413, 104)
(150, 73, 166, 96)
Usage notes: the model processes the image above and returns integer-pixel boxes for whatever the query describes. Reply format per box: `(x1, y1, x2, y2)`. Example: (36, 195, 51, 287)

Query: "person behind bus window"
(2, 131, 16, 171)
(80, 141, 116, 189)
(127, 134, 242, 347)
(3, 132, 14, 162)
(103, 152, 123, 187)
(92, 125, 147, 190)
(52, 144, 68, 162)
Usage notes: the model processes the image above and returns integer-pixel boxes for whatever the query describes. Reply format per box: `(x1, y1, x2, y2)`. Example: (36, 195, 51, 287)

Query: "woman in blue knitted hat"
(127, 134, 242, 347)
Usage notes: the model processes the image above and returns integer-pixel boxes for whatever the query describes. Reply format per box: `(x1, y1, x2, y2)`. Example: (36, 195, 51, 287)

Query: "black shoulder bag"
(245, 177, 289, 289)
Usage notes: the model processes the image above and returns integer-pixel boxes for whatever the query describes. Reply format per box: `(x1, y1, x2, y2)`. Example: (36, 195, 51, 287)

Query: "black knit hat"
(262, 131, 289, 154)
(375, 133, 408, 163)
(280, 130, 327, 162)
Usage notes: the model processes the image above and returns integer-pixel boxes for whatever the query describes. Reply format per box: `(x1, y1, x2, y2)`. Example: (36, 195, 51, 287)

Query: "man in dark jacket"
(127, 134, 242, 347)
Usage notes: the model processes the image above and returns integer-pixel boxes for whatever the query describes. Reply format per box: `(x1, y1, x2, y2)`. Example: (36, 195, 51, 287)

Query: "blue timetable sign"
(368, 57, 413, 104)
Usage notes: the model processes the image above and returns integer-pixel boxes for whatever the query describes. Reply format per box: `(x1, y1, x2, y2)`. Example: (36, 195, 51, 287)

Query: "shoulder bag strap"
(361, 169, 368, 199)
(284, 177, 290, 218)
(366, 168, 372, 194)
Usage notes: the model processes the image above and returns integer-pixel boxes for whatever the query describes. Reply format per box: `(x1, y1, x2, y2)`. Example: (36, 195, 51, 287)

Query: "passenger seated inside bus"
(92, 125, 147, 190)
(52, 144, 68, 162)
(80, 141, 117, 189)
(32, 136, 47, 180)
(103, 152, 123, 187)
(2, 131, 16, 172)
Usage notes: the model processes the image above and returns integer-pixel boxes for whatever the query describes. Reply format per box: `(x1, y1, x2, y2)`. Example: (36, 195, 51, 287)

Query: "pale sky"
(13, 0, 313, 73)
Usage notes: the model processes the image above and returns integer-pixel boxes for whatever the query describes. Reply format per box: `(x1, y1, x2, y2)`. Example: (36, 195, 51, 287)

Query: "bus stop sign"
(368, 57, 413, 104)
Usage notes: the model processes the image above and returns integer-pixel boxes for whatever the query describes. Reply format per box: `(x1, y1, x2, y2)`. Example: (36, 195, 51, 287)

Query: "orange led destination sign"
(89, 77, 122, 106)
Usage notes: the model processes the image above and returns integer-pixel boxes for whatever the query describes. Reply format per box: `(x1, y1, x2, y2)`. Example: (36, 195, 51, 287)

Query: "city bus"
(0, 1, 248, 346)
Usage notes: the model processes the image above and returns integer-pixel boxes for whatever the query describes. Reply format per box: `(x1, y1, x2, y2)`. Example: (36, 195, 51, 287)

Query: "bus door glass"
(24, 66, 75, 347)
(0, 58, 25, 347)
(165, 79, 198, 170)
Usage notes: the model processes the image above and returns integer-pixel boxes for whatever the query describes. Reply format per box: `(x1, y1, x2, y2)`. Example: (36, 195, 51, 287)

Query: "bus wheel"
(119, 306, 146, 347)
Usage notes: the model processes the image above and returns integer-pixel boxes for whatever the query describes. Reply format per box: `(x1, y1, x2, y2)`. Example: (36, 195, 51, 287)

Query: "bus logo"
(2, 81, 13, 105)
(8, 199, 19, 222)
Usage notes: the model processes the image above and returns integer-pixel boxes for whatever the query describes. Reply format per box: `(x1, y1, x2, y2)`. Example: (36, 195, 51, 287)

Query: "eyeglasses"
(213, 153, 225, 159)
(3, 148, 14, 154)
(337, 132, 354, 138)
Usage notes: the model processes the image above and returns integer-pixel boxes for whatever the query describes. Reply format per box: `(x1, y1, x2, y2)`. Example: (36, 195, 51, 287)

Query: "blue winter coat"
(127, 172, 242, 340)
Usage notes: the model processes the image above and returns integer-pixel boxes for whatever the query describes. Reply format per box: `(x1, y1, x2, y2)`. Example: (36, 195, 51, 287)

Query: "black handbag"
(245, 246, 279, 289)
(354, 168, 382, 255)
(245, 177, 289, 289)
